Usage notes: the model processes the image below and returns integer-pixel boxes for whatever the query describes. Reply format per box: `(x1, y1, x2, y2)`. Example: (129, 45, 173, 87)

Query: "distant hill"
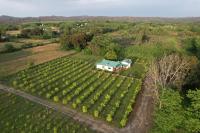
(0, 15, 200, 24)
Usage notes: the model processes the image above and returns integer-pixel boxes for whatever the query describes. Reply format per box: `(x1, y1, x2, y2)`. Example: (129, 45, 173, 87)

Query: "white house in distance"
(96, 59, 132, 72)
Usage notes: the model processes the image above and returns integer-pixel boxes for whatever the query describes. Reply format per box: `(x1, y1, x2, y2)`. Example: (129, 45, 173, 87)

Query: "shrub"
(120, 118, 127, 127)
(106, 114, 112, 122)
(46, 93, 51, 99)
(12, 81, 17, 87)
(94, 110, 99, 118)
(2, 43, 17, 53)
(53, 96, 59, 102)
(62, 99, 67, 105)
(72, 103, 77, 108)
(82, 106, 87, 113)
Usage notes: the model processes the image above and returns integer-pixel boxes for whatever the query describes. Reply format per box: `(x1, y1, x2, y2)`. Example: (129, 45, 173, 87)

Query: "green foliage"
(141, 33, 150, 43)
(125, 43, 177, 61)
(60, 32, 93, 51)
(184, 89, 200, 133)
(53, 96, 59, 102)
(152, 89, 185, 133)
(184, 37, 200, 59)
(82, 106, 87, 113)
(104, 50, 118, 60)
(106, 114, 112, 122)
(10, 57, 142, 128)
(20, 27, 44, 38)
(88, 35, 123, 59)
(27, 61, 35, 68)
(0, 91, 96, 133)
(2, 43, 17, 53)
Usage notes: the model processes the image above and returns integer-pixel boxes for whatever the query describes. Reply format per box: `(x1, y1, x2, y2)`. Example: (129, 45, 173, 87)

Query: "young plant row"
(11, 57, 142, 127)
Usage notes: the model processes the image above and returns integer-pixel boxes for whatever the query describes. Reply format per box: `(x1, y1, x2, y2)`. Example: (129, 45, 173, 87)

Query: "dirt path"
(0, 77, 155, 133)
(122, 76, 155, 133)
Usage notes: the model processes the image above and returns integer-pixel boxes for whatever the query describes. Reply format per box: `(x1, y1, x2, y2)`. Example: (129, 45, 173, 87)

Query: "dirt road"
(121, 76, 155, 133)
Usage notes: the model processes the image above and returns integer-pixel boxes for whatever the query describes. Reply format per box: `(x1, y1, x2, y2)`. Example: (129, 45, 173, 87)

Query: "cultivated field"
(9, 56, 142, 127)
(0, 90, 97, 133)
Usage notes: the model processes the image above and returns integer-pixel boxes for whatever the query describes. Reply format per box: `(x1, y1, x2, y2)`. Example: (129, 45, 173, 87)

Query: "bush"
(27, 62, 35, 68)
(106, 114, 112, 122)
(2, 43, 17, 53)
(53, 96, 59, 102)
(62, 99, 67, 105)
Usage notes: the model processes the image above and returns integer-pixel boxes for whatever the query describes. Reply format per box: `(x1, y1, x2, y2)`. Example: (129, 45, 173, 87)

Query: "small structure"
(121, 59, 132, 69)
(96, 59, 132, 72)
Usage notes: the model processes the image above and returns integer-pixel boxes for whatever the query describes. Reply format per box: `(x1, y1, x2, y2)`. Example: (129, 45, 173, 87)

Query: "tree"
(148, 54, 195, 108)
(3, 43, 17, 53)
(60, 32, 93, 51)
(184, 89, 200, 133)
(184, 62, 200, 89)
(104, 50, 118, 61)
(60, 34, 73, 50)
(152, 89, 185, 133)
(141, 33, 150, 43)
(149, 54, 193, 90)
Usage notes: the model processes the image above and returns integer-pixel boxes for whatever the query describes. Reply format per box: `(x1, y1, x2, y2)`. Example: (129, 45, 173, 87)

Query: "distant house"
(96, 59, 132, 72)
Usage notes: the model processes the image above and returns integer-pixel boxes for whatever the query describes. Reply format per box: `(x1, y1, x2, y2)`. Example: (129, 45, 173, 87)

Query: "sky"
(0, 0, 200, 17)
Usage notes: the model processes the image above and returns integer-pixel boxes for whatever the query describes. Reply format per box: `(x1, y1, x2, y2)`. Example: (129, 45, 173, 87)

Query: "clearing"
(0, 43, 76, 77)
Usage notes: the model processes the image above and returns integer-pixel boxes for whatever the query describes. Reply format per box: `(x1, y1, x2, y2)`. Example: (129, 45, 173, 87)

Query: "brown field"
(0, 38, 54, 52)
(0, 43, 76, 77)
(17, 38, 52, 43)
(6, 30, 21, 36)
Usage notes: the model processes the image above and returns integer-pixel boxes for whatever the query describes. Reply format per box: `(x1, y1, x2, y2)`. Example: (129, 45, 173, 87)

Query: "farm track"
(121, 76, 155, 133)
(0, 77, 154, 133)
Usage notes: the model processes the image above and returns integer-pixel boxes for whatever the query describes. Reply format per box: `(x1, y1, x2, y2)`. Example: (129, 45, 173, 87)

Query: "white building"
(121, 59, 132, 69)
(96, 59, 132, 72)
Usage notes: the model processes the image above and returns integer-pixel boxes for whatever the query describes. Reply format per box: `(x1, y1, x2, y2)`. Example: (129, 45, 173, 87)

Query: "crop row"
(11, 57, 142, 127)
(0, 91, 96, 133)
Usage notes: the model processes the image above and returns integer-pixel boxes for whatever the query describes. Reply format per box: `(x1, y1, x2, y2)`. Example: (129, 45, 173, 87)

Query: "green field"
(0, 90, 97, 133)
(9, 56, 142, 127)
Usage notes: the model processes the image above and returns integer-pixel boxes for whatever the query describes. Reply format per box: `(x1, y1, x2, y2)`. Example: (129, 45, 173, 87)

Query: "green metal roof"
(97, 59, 122, 67)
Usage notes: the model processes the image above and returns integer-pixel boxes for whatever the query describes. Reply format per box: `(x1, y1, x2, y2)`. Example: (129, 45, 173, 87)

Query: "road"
(121, 76, 155, 133)
(0, 78, 154, 133)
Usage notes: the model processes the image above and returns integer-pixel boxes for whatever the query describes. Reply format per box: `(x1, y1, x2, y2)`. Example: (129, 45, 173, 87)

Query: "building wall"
(96, 64, 114, 72)
(121, 62, 131, 68)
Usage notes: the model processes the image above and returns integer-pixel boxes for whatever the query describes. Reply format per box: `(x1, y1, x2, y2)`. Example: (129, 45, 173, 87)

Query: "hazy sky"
(0, 0, 200, 17)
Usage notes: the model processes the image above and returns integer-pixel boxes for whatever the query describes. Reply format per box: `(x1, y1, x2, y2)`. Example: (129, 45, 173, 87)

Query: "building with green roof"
(96, 59, 132, 72)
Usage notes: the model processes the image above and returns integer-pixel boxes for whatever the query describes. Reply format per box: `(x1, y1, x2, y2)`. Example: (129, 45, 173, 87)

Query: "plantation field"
(0, 90, 97, 133)
(10, 56, 142, 127)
